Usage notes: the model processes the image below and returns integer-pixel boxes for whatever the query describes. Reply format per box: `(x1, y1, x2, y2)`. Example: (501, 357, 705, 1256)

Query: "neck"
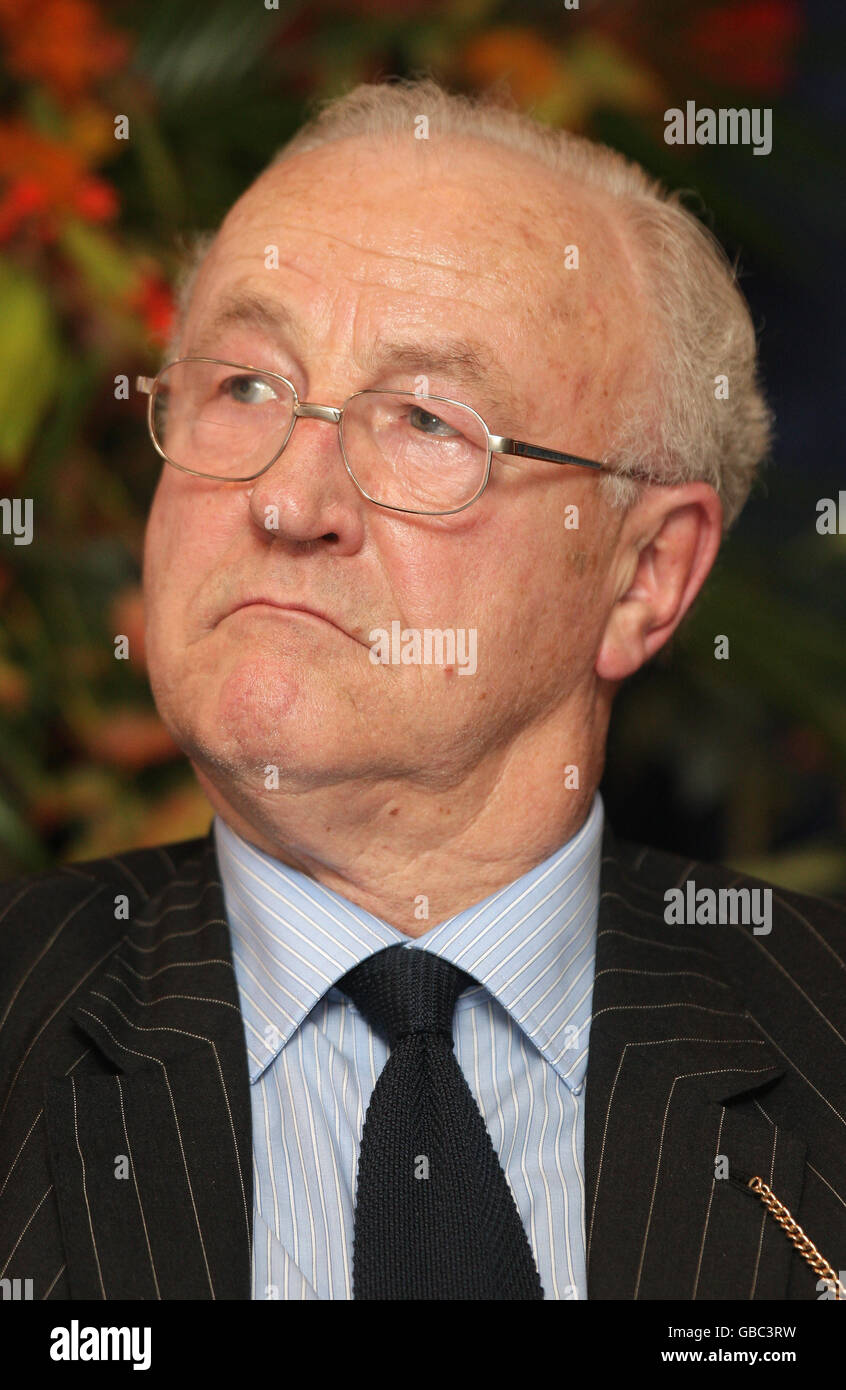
(194, 701, 611, 936)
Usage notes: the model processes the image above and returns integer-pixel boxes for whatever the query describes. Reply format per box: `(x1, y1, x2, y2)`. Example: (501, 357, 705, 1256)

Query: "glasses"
(135, 356, 610, 517)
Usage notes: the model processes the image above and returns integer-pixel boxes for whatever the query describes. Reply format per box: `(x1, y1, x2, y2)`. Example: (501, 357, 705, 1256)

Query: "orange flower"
(72, 707, 181, 770)
(461, 29, 562, 106)
(0, 175, 49, 242)
(73, 177, 118, 222)
(0, 0, 129, 103)
(0, 120, 119, 242)
(126, 272, 175, 344)
(0, 122, 82, 196)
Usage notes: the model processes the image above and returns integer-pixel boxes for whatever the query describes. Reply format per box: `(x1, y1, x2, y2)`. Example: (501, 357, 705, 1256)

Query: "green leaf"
(727, 844, 846, 896)
(0, 788, 49, 871)
(0, 259, 61, 469)
(57, 221, 137, 299)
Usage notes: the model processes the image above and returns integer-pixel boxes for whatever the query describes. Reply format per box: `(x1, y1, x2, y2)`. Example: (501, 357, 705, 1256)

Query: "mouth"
(223, 598, 362, 645)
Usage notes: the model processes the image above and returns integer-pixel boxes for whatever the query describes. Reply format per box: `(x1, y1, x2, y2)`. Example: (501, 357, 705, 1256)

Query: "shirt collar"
(215, 793, 603, 1092)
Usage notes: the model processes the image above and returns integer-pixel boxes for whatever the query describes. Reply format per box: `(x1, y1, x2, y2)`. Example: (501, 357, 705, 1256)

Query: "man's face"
(143, 134, 647, 802)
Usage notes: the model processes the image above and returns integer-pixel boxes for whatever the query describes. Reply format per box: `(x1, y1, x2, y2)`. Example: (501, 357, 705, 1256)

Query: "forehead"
(191, 134, 636, 335)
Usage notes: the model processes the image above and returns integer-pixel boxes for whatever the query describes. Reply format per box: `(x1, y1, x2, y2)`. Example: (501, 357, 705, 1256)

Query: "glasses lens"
(341, 392, 490, 513)
(152, 359, 295, 479)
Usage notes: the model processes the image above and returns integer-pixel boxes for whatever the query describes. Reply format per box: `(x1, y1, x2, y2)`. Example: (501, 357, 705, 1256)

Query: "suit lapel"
(44, 833, 253, 1300)
(584, 828, 807, 1300)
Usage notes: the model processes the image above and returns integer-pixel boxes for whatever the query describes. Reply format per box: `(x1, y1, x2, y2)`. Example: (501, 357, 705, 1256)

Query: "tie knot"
(338, 945, 473, 1047)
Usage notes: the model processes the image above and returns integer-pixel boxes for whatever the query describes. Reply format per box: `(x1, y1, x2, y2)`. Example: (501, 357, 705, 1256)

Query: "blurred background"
(0, 0, 844, 891)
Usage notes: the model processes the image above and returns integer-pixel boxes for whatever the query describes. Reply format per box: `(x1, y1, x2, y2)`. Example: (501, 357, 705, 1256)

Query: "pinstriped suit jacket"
(1, 823, 845, 1301)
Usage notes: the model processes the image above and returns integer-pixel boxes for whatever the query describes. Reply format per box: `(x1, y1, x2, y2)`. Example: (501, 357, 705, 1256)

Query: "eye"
(408, 405, 459, 437)
(222, 374, 279, 406)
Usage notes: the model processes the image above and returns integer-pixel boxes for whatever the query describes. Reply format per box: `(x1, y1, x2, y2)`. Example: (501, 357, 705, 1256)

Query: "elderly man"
(1, 78, 844, 1304)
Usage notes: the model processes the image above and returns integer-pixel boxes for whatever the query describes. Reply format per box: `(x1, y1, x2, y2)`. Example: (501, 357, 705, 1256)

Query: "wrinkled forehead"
(188, 134, 641, 341)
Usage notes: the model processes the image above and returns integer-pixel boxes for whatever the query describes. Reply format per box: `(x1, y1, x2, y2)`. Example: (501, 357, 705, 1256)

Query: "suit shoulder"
(614, 834, 845, 914)
(610, 834, 846, 985)
(0, 833, 209, 901)
(0, 835, 211, 1001)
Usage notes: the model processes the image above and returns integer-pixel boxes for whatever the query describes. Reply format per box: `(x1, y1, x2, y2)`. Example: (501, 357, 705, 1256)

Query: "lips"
(224, 597, 359, 643)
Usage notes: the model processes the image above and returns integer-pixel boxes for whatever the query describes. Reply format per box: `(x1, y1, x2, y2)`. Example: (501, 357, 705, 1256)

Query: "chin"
(184, 656, 360, 778)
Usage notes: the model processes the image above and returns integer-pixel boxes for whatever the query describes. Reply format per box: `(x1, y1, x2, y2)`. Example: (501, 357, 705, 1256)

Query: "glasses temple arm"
(491, 435, 607, 472)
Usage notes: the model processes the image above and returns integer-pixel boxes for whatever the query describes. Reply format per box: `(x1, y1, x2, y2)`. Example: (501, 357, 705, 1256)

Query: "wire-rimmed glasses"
(136, 356, 609, 517)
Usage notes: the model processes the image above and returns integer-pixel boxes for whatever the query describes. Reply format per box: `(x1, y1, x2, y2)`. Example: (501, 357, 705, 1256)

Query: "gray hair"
(166, 77, 773, 531)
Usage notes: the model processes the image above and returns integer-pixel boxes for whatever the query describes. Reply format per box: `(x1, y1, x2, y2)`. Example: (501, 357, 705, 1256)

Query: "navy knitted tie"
(338, 944, 544, 1300)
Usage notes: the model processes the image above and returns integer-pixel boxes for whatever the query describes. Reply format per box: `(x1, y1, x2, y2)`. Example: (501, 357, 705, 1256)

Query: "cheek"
(143, 486, 176, 644)
(385, 507, 562, 638)
(144, 478, 234, 605)
(481, 505, 602, 663)
(143, 486, 173, 597)
(143, 489, 231, 684)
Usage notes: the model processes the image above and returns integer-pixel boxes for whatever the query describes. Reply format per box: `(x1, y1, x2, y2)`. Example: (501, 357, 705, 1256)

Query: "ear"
(595, 482, 723, 683)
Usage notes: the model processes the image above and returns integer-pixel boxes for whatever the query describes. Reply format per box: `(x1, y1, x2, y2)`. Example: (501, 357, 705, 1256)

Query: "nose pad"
(294, 402, 343, 426)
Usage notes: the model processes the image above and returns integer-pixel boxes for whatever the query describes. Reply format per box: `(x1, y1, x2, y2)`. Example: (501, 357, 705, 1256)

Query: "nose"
(246, 404, 365, 552)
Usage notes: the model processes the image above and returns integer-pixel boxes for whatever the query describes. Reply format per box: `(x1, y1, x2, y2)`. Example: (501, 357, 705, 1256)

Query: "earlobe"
(594, 483, 723, 684)
(594, 595, 653, 683)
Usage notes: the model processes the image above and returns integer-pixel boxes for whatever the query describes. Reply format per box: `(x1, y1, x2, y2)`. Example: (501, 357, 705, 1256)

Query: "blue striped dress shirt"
(214, 791, 603, 1300)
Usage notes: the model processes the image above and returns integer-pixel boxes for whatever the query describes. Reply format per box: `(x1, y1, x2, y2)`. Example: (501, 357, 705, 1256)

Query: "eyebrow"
(187, 289, 527, 426)
(187, 290, 302, 354)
